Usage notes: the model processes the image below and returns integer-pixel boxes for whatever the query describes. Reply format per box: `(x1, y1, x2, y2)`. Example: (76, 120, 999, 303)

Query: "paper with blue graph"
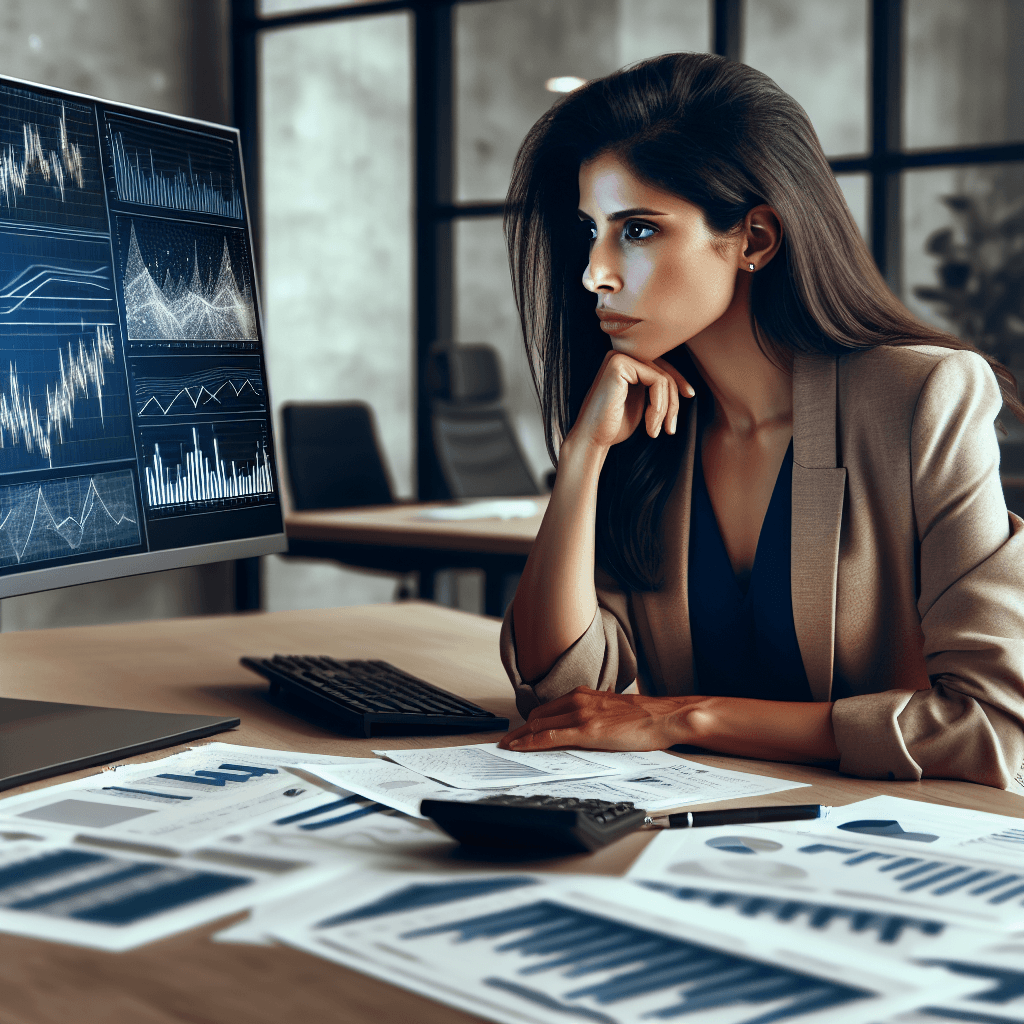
(628, 817, 1024, 931)
(0, 743, 376, 849)
(0, 834, 340, 952)
(268, 869, 983, 1024)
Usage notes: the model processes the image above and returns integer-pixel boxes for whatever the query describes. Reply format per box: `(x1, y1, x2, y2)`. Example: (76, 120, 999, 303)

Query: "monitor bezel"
(0, 73, 288, 601)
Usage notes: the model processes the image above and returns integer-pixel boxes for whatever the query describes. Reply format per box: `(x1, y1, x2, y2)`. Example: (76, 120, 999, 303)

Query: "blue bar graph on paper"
(0, 847, 250, 926)
(797, 843, 1024, 909)
(317, 879, 873, 1023)
(638, 881, 946, 945)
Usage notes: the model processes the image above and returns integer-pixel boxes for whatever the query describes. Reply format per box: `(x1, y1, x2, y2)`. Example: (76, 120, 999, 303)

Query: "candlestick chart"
(107, 116, 242, 220)
(0, 226, 133, 472)
(0, 468, 140, 568)
(117, 217, 257, 342)
(0, 85, 107, 230)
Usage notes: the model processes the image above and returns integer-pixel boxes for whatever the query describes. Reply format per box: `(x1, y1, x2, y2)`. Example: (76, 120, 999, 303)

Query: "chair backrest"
(427, 344, 540, 499)
(281, 402, 394, 510)
(431, 408, 541, 498)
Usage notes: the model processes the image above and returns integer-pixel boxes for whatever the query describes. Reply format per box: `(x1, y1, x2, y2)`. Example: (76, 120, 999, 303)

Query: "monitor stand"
(0, 697, 240, 792)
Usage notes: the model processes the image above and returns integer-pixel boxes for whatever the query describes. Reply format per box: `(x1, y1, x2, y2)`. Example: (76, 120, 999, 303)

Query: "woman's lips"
(596, 309, 641, 335)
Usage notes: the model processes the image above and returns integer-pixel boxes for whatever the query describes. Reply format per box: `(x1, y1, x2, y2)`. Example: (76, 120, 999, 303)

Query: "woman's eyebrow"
(576, 207, 668, 221)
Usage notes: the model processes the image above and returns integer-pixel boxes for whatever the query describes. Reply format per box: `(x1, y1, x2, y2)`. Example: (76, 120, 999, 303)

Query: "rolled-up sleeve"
(499, 572, 639, 719)
(833, 351, 1024, 791)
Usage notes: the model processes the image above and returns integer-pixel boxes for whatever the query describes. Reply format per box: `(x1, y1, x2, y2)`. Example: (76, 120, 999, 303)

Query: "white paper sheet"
(373, 742, 634, 789)
(0, 743, 373, 849)
(628, 822, 1024, 930)
(795, 794, 1024, 867)
(0, 835, 341, 952)
(307, 754, 808, 816)
(880, 939, 1024, 1023)
(268, 869, 983, 1024)
(415, 499, 537, 521)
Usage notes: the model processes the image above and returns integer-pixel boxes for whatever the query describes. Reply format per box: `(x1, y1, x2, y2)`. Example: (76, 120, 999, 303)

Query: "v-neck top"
(688, 435, 813, 702)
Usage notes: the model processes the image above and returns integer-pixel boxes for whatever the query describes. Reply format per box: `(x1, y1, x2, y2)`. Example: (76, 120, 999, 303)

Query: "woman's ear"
(740, 204, 783, 273)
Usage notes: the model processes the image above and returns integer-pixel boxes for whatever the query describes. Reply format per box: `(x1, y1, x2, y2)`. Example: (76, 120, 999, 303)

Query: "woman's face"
(578, 151, 743, 362)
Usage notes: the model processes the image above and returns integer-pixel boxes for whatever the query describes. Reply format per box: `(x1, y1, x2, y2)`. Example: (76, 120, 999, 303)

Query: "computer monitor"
(0, 75, 287, 789)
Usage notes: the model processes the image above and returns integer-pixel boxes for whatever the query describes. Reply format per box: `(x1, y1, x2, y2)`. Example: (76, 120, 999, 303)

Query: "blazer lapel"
(791, 352, 847, 702)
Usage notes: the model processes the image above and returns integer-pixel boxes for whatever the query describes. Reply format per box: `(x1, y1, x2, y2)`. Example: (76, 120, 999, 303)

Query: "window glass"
(260, 14, 413, 611)
(902, 164, 1024, 371)
(454, 217, 552, 483)
(455, 0, 709, 203)
(904, 0, 1024, 150)
(259, 0, 376, 15)
(835, 172, 869, 245)
(743, 0, 868, 158)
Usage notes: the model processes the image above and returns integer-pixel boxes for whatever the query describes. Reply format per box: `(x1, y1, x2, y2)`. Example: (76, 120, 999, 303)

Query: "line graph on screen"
(0, 469, 140, 568)
(0, 86, 107, 229)
(132, 358, 265, 417)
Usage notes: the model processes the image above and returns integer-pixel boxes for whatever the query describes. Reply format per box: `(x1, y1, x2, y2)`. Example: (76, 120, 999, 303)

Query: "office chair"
(427, 343, 541, 499)
(280, 401, 419, 594)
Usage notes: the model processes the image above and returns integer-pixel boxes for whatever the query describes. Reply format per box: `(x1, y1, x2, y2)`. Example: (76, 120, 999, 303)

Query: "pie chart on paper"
(705, 836, 784, 855)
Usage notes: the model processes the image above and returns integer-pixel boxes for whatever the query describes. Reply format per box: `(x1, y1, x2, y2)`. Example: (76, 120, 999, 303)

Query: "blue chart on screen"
(321, 881, 873, 1022)
(0, 85, 107, 230)
(706, 836, 784, 855)
(117, 216, 256, 342)
(0, 848, 248, 925)
(139, 419, 274, 515)
(133, 356, 265, 417)
(0, 469, 140, 567)
(0, 225, 133, 471)
(106, 115, 242, 220)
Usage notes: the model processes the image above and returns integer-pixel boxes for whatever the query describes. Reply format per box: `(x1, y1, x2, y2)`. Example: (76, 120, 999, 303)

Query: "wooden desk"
(1, 601, 1022, 1024)
(285, 498, 548, 616)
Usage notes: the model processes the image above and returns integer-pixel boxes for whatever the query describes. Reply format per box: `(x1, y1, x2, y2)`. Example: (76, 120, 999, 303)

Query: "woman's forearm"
(512, 436, 608, 682)
(680, 696, 839, 762)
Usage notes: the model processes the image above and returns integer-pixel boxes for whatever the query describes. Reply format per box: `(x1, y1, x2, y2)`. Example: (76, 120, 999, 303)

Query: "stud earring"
(748, 263, 756, 271)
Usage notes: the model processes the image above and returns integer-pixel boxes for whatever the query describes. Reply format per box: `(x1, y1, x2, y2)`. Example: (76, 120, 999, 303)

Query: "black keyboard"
(240, 655, 510, 738)
(420, 793, 648, 854)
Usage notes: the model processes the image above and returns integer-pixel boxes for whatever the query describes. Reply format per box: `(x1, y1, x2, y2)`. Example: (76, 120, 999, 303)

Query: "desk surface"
(285, 497, 549, 556)
(1, 601, 1023, 1024)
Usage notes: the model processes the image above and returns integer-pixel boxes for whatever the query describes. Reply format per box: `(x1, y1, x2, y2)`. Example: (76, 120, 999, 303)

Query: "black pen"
(644, 804, 827, 829)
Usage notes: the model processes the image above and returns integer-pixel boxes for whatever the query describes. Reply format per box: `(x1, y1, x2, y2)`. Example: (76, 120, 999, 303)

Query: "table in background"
(285, 497, 549, 615)
(1, 601, 1023, 1024)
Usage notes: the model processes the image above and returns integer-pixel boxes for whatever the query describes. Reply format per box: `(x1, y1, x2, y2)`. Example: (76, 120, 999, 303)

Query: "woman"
(496, 53, 1024, 791)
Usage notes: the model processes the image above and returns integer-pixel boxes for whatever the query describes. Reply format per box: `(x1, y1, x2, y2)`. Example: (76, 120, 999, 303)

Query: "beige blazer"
(501, 344, 1024, 792)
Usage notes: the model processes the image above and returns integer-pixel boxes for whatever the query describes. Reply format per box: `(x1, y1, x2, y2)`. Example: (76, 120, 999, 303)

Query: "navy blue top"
(688, 435, 812, 702)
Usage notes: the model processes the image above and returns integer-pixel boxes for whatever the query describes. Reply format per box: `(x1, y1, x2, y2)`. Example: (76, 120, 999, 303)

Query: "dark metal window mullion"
(870, 0, 903, 292)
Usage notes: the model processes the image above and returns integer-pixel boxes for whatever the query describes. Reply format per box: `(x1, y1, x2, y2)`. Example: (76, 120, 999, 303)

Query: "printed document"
(0, 743, 370, 848)
(305, 753, 808, 817)
(268, 869, 982, 1024)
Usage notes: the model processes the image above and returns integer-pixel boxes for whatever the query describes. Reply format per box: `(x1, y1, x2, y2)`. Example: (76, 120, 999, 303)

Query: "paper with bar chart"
(0, 835, 341, 952)
(628, 821, 1024, 932)
(270, 871, 982, 1024)
(0, 743, 365, 849)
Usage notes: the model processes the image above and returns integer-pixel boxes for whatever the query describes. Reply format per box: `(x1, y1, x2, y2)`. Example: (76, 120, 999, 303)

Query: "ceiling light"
(545, 76, 587, 94)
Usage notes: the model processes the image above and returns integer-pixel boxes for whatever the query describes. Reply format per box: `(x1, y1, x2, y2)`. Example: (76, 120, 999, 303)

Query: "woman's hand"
(498, 686, 707, 752)
(566, 352, 694, 455)
(498, 687, 841, 762)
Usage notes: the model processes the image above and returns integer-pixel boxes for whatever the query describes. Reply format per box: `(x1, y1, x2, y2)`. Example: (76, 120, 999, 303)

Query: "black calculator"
(420, 793, 648, 854)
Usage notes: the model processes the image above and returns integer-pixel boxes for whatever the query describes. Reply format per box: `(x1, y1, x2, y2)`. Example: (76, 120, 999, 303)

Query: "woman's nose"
(582, 239, 621, 293)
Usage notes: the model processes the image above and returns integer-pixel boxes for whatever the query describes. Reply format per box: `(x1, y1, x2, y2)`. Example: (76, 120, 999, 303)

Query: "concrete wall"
(0, 0, 236, 631)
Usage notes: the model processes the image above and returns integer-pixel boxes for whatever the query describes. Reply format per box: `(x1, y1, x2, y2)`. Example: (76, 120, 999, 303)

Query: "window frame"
(232, 0, 1024, 509)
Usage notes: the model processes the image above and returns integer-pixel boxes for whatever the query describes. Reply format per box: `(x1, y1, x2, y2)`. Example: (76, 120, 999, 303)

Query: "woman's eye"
(581, 221, 597, 241)
(624, 221, 656, 241)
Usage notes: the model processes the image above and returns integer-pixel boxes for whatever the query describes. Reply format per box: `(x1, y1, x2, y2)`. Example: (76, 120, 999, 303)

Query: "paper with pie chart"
(628, 820, 1024, 931)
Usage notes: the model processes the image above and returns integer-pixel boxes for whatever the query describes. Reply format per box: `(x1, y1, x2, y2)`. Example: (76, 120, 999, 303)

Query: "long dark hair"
(505, 52, 1021, 593)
